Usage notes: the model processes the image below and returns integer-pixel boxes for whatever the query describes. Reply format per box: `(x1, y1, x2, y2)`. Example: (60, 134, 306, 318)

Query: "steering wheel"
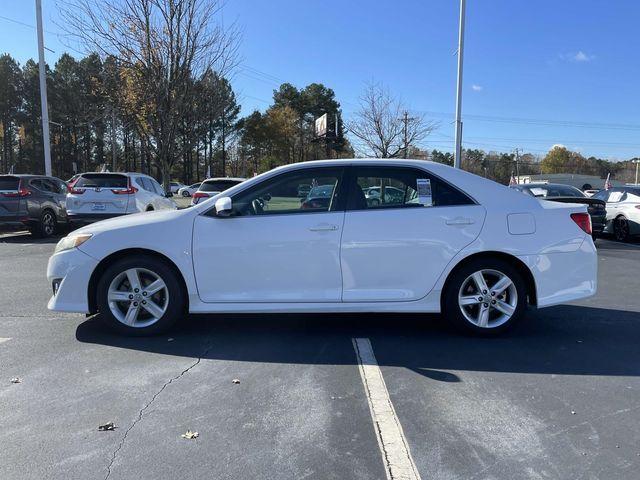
(251, 198, 264, 215)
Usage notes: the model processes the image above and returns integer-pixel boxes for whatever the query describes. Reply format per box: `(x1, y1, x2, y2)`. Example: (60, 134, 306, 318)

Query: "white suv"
(67, 172, 177, 226)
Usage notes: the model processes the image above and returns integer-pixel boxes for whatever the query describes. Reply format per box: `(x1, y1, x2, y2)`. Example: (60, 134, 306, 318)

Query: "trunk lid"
(0, 176, 27, 218)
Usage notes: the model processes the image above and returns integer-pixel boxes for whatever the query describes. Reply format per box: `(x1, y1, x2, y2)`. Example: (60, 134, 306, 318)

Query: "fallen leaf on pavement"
(232, 379, 240, 384)
(181, 430, 199, 439)
(10, 378, 21, 384)
(98, 422, 116, 431)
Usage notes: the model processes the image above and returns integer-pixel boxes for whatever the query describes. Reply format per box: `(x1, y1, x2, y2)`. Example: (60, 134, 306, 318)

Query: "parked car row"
(1, 172, 177, 237)
(511, 182, 640, 242)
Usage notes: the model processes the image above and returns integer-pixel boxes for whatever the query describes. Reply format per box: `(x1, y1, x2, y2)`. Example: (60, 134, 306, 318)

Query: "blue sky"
(2, 0, 639, 160)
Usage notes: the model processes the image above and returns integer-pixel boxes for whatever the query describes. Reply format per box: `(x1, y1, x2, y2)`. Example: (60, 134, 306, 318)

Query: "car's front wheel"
(181, 190, 190, 197)
(443, 258, 527, 336)
(96, 255, 185, 336)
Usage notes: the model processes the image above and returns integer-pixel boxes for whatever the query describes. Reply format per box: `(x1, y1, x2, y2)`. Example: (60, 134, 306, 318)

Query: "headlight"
(54, 233, 93, 254)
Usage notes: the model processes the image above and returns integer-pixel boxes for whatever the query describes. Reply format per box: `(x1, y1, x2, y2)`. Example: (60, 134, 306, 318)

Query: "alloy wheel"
(458, 269, 518, 328)
(107, 268, 169, 328)
(614, 217, 629, 241)
(42, 212, 55, 236)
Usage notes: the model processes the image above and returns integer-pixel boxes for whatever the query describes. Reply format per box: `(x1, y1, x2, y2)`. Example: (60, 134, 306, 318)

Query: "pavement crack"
(103, 343, 212, 480)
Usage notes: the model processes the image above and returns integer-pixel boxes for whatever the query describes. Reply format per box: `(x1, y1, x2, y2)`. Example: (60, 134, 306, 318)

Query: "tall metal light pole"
(453, 0, 466, 169)
(633, 159, 640, 185)
(36, 0, 52, 176)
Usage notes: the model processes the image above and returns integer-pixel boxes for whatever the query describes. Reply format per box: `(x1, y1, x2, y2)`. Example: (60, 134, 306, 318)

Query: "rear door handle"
(445, 217, 474, 226)
(309, 224, 339, 232)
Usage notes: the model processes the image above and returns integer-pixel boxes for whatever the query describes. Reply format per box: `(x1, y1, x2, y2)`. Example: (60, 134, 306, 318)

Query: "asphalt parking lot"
(1, 233, 639, 480)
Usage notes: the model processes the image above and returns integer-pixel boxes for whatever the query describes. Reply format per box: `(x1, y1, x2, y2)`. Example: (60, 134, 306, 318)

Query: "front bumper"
(47, 247, 99, 313)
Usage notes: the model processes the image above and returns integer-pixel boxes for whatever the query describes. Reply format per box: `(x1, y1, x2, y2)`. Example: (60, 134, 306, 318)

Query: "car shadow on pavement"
(75, 304, 640, 381)
(0, 231, 62, 244)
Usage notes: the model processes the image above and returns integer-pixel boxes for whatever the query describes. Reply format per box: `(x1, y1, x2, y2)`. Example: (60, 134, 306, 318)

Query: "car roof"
(201, 177, 245, 182)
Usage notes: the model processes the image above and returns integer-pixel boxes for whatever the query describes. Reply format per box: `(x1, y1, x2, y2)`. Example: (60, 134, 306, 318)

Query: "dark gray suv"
(0, 174, 69, 237)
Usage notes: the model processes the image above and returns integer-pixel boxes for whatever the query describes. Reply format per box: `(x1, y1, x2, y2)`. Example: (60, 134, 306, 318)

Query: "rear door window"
(75, 174, 128, 189)
(347, 166, 474, 211)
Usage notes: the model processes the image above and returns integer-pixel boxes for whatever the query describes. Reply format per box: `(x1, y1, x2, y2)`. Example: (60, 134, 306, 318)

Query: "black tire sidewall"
(614, 217, 629, 241)
(443, 258, 527, 336)
(96, 255, 185, 336)
(31, 209, 56, 238)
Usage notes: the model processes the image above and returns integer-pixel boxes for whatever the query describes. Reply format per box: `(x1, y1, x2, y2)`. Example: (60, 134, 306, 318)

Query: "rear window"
(200, 180, 241, 193)
(0, 176, 20, 191)
(75, 174, 128, 188)
(526, 185, 585, 198)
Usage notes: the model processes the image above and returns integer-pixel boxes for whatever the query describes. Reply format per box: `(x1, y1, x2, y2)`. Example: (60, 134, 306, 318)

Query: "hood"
(74, 208, 191, 235)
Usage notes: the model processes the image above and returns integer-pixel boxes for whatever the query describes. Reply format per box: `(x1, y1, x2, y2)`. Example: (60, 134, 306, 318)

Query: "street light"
(453, 0, 466, 169)
(633, 159, 640, 185)
(35, 0, 52, 176)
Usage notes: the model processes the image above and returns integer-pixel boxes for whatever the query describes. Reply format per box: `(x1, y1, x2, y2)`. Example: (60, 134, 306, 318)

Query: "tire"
(146, 206, 154, 211)
(181, 190, 190, 197)
(613, 216, 630, 242)
(96, 255, 185, 336)
(30, 209, 57, 238)
(443, 258, 527, 336)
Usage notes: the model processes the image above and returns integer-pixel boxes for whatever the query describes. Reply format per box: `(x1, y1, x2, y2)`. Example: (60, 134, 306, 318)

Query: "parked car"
(301, 184, 335, 210)
(591, 186, 640, 241)
(191, 177, 245, 205)
(169, 181, 185, 194)
(363, 186, 406, 206)
(297, 183, 311, 198)
(0, 174, 69, 237)
(177, 183, 201, 197)
(48, 159, 596, 337)
(510, 183, 606, 237)
(66, 172, 176, 226)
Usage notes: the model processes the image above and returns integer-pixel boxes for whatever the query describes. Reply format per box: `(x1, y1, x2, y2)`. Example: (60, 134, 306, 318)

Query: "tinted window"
(200, 180, 242, 193)
(348, 167, 473, 210)
(0, 176, 20, 191)
(76, 174, 127, 188)
(591, 190, 609, 201)
(230, 168, 343, 216)
(149, 179, 164, 195)
(137, 177, 155, 192)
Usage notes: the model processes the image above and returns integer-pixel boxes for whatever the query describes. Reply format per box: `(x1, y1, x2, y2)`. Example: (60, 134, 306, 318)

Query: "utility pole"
(110, 107, 116, 171)
(401, 111, 418, 159)
(514, 148, 520, 183)
(35, 0, 52, 176)
(453, 0, 466, 169)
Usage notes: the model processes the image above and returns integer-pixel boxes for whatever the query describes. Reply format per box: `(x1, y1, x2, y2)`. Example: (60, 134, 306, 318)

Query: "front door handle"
(309, 224, 339, 232)
(445, 217, 474, 226)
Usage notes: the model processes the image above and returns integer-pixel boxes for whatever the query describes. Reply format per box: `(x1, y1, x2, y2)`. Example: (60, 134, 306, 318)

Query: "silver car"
(592, 186, 640, 241)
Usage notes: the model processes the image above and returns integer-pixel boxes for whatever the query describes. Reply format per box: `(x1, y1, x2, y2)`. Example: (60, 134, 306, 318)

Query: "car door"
(192, 166, 347, 303)
(46, 178, 69, 221)
(340, 165, 486, 302)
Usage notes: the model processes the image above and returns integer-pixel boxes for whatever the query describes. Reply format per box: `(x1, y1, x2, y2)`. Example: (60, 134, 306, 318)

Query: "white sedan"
(47, 159, 597, 336)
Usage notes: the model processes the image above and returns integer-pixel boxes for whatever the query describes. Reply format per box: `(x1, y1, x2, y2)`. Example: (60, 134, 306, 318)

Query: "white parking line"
(0, 338, 11, 344)
(352, 338, 421, 480)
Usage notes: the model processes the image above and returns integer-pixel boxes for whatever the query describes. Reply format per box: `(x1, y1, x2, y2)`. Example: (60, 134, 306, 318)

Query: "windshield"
(0, 176, 20, 191)
(200, 180, 241, 193)
(526, 185, 585, 198)
(75, 174, 128, 188)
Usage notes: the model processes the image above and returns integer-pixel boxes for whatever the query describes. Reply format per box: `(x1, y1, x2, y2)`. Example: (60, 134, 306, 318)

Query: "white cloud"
(471, 84, 483, 91)
(559, 51, 595, 63)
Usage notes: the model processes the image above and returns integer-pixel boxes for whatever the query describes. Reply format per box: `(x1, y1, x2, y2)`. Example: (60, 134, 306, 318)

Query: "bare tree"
(58, 0, 239, 189)
(347, 82, 437, 158)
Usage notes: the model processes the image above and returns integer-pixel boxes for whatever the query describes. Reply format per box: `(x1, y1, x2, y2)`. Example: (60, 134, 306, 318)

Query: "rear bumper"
(518, 237, 597, 308)
(68, 212, 127, 225)
(590, 214, 606, 234)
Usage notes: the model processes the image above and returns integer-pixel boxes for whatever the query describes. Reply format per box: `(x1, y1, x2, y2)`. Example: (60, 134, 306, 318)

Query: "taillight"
(68, 187, 85, 194)
(111, 186, 138, 195)
(1, 187, 31, 198)
(112, 178, 138, 195)
(192, 192, 209, 202)
(570, 212, 592, 235)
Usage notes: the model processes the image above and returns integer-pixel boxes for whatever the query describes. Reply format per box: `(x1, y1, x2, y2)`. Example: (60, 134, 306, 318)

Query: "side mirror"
(215, 196, 233, 217)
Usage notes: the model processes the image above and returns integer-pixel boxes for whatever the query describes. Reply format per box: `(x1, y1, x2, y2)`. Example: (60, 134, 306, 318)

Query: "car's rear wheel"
(613, 216, 630, 242)
(31, 209, 57, 238)
(96, 256, 185, 336)
(181, 190, 190, 197)
(443, 258, 527, 336)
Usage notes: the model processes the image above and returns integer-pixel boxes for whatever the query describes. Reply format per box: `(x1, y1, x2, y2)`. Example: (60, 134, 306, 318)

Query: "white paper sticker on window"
(417, 178, 433, 206)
